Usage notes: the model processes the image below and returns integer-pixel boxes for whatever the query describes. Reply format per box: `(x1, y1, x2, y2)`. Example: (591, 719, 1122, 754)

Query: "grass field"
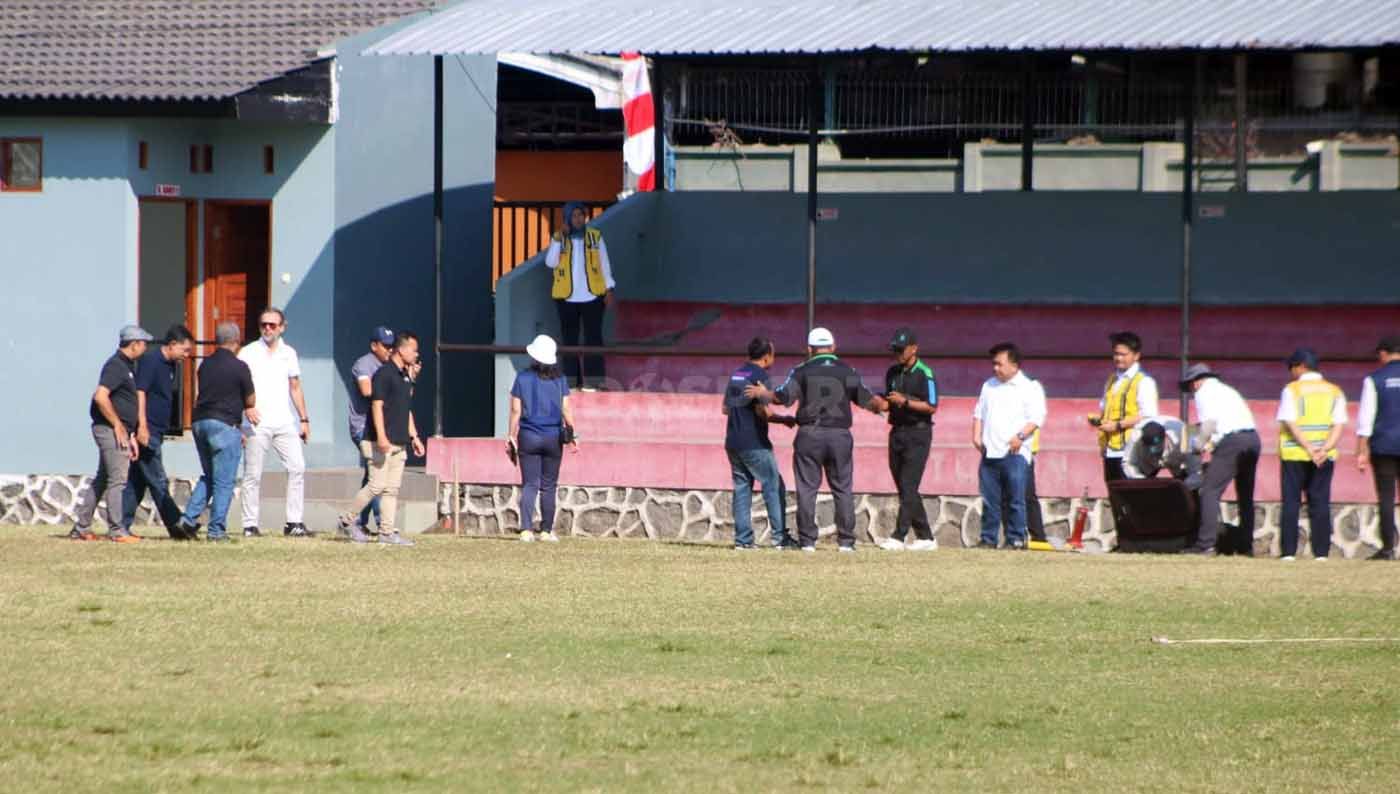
(3, 524, 1398, 793)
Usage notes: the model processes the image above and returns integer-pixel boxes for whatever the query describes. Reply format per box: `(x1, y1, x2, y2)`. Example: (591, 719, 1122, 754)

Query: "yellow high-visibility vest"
(1280, 377, 1344, 462)
(1099, 372, 1143, 453)
(551, 228, 607, 300)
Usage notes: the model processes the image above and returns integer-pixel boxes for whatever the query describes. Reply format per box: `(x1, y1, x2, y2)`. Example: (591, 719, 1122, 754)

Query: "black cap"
(1140, 421, 1166, 447)
(889, 327, 918, 351)
(1286, 347, 1319, 370)
(1378, 335, 1400, 354)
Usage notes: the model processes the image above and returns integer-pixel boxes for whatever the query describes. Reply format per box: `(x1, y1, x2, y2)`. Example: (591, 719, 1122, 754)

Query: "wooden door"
(203, 201, 271, 344)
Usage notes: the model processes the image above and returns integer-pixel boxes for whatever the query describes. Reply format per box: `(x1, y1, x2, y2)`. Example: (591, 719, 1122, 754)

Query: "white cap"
(525, 334, 558, 366)
(807, 327, 835, 347)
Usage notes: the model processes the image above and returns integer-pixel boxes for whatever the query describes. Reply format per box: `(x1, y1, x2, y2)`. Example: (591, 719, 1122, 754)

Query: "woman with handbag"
(508, 335, 578, 542)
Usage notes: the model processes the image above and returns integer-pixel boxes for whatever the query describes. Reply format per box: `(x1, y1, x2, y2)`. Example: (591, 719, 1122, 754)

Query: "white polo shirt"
(1193, 377, 1255, 445)
(239, 338, 301, 430)
(974, 371, 1047, 462)
(1099, 363, 1160, 459)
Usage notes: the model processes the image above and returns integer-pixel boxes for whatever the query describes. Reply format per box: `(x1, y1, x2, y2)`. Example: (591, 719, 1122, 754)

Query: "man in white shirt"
(1088, 332, 1159, 485)
(238, 307, 312, 537)
(1356, 335, 1400, 560)
(1181, 363, 1258, 556)
(545, 201, 616, 390)
(972, 343, 1046, 550)
(1121, 416, 1201, 487)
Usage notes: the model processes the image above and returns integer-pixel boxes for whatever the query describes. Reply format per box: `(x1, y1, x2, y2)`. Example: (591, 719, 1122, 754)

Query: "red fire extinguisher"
(1069, 487, 1089, 550)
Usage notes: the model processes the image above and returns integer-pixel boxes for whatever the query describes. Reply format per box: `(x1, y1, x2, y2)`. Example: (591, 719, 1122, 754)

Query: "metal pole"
(652, 57, 666, 191)
(806, 56, 820, 332)
(1233, 53, 1248, 192)
(1180, 54, 1198, 422)
(433, 54, 444, 437)
(1021, 55, 1034, 191)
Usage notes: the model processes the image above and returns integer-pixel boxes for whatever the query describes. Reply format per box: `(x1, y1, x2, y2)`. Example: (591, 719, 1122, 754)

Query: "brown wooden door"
(203, 201, 271, 344)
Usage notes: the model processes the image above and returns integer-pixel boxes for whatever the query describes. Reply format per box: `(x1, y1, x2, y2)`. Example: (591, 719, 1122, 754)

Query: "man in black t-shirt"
(876, 327, 940, 551)
(176, 321, 257, 541)
(72, 325, 153, 542)
(121, 325, 194, 538)
(336, 332, 425, 546)
(723, 337, 797, 549)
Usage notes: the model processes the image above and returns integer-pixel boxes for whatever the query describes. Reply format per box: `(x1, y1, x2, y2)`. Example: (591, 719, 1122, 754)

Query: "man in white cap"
(747, 327, 885, 552)
(1180, 363, 1259, 556)
(72, 325, 152, 542)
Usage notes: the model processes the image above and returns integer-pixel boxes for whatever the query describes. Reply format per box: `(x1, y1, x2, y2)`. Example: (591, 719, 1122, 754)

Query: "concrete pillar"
(962, 142, 984, 192)
(1142, 143, 1184, 192)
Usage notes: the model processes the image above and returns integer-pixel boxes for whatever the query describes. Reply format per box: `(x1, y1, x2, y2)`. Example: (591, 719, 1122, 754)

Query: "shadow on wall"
(324, 183, 495, 442)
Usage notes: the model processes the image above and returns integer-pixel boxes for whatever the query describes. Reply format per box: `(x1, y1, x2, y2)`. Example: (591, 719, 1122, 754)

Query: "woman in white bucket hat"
(508, 334, 578, 542)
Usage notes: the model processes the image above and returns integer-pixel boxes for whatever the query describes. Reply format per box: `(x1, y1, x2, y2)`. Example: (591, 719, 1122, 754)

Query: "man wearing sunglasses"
(238, 307, 313, 537)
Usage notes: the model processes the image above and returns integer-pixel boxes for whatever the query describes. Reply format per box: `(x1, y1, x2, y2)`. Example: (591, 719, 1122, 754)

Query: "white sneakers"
(519, 531, 535, 543)
(1281, 555, 1295, 562)
(520, 530, 559, 543)
(878, 536, 938, 552)
(540, 532, 560, 543)
(877, 537, 905, 551)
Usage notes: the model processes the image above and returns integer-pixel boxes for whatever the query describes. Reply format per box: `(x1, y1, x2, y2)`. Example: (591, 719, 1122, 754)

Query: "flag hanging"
(621, 52, 655, 191)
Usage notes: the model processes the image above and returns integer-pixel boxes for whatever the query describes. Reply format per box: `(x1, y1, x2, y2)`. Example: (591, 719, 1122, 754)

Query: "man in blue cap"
(546, 201, 615, 390)
(1357, 335, 1400, 561)
(345, 326, 395, 536)
(1276, 348, 1346, 561)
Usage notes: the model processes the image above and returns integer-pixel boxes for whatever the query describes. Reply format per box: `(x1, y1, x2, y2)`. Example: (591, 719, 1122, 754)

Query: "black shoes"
(976, 540, 998, 550)
(243, 526, 263, 538)
(1180, 546, 1217, 557)
(284, 523, 315, 538)
(170, 521, 201, 541)
(1367, 548, 1395, 561)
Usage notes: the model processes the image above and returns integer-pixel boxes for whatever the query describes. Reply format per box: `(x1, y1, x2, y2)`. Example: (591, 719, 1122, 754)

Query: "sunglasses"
(259, 321, 281, 329)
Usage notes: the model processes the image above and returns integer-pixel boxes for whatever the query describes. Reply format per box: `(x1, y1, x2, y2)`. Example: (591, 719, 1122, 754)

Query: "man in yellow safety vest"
(1276, 348, 1347, 561)
(1089, 331, 1159, 486)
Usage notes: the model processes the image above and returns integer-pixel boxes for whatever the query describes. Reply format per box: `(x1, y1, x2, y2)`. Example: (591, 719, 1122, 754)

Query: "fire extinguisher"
(1069, 487, 1089, 550)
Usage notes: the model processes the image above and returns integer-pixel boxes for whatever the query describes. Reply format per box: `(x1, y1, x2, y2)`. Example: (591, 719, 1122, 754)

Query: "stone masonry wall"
(439, 483, 1396, 559)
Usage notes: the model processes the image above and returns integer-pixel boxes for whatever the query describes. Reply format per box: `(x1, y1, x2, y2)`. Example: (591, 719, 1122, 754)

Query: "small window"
(1, 138, 43, 191)
(189, 144, 200, 173)
(138, 141, 148, 170)
(202, 144, 214, 174)
(263, 145, 274, 174)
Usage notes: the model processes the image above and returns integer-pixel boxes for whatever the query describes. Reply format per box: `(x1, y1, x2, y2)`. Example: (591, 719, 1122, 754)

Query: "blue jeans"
(519, 429, 563, 532)
(353, 433, 382, 529)
(182, 419, 244, 538)
(727, 447, 789, 547)
(122, 434, 183, 533)
(980, 454, 1029, 546)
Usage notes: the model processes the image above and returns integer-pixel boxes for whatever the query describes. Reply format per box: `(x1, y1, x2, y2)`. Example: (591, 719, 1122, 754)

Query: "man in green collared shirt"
(877, 327, 939, 551)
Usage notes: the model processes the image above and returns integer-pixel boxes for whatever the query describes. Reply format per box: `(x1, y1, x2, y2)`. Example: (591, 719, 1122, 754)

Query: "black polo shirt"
(90, 350, 140, 429)
(193, 348, 255, 427)
(367, 362, 414, 446)
(884, 359, 937, 428)
(773, 354, 875, 430)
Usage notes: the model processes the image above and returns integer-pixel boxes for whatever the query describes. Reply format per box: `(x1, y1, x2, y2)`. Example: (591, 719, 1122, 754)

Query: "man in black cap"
(746, 327, 886, 552)
(1276, 348, 1346, 561)
(1357, 335, 1400, 560)
(876, 327, 939, 551)
(72, 325, 152, 542)
(1180, 363, 1258, 555)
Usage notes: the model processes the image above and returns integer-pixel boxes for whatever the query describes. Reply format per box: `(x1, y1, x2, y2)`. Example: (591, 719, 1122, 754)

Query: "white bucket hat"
(525, 334, 558, 366)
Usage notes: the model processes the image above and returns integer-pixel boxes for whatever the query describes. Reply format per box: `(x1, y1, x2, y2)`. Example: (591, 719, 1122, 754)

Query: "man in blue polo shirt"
(724, 337, 797, 549)
(122, 325, 194, 538)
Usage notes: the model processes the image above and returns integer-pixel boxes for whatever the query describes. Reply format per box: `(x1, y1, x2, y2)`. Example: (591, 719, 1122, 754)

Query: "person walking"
(346, 326, 395, 536)
(121, 325, 194, 538)
(546, 201, 615, 390)
(724, 337, 797, 550)
(1088, 332, 1159, 486)
(1276, 348, 1347, 561)
(746, 328, 884, 552)
(335, 332, 425, 546)
(972, 343, 1046, 550)
(1357, 335, 1400, 561)
(1180, 364, 1259, 556)
(876, 327, 939, 552)
(174, 322, 257, 542)
(238, 306, 312, 537)
(71, 325, 152, 542)
(507, 335, 578, 542)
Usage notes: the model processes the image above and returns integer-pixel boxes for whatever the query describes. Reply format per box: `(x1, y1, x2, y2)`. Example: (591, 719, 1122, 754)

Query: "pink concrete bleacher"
(428, 302, 1389, 501)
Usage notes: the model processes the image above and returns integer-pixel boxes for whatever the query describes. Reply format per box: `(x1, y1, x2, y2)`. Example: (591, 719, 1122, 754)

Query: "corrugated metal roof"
(366, 0, 1400, 57)
(0, 1, 443, 101)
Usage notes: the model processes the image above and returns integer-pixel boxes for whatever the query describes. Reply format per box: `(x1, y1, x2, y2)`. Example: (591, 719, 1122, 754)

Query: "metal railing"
(492, 200, 612, 285)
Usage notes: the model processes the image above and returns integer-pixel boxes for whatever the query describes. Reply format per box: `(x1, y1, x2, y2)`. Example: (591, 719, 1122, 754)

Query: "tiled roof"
(1, 1, 443, 101)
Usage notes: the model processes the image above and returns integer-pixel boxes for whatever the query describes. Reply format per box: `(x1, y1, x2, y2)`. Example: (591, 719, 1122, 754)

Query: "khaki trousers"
(342, 441, 406, 533)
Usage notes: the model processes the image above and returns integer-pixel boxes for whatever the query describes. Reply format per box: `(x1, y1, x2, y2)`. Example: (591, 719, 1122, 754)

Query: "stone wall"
(440, 483, 1395, 559)
(0, 475, 196, 527)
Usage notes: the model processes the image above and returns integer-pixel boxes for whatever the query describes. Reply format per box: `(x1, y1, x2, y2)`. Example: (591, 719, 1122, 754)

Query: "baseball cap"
(807, 327, 835, 347)
(119, 325, 154, 344)
(1377, 335, 1400, 354)
(1285, 347, 1319, 370)
(1140, 421, 1166, 450)
(889, 327, 918, 351)
(371, 325, 395, 346)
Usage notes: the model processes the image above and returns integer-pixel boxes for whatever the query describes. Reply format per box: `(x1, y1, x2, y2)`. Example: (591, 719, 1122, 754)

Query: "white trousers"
(241, 423, 306, 527)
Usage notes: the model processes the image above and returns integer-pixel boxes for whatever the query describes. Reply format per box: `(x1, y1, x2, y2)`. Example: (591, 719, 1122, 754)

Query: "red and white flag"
(621, 52, 655, 191)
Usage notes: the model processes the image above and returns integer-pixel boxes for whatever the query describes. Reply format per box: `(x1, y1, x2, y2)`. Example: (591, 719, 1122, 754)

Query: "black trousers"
(1196, 430, 1260, 553)
(1373, 453, 1400, 553)
(793, 427, 855, 548)
(1103, 457, 1127, 486)
(1280, 459, 1335, 558)
(556, 297, 606, 387)
(1002, 458, 1046, 542)
(888, 425, 933, 541)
